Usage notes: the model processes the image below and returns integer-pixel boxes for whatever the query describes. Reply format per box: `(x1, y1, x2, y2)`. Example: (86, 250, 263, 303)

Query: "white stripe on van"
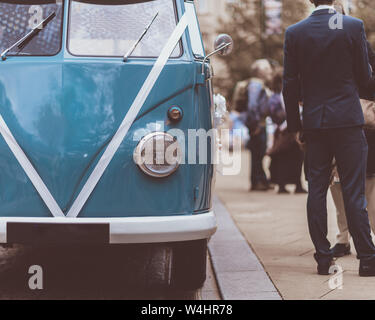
(0, 115, 65, 217)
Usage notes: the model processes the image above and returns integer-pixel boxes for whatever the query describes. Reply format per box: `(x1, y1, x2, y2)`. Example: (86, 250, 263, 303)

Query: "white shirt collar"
(313, 4, 335, 12)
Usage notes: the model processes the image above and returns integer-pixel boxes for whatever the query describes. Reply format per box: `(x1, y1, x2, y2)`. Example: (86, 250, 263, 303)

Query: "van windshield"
(0, 0, 63, 56)
(68, 0, 182, 57)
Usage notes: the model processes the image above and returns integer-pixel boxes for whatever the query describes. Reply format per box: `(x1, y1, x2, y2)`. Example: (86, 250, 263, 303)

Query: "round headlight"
(133, 132, 182, 178)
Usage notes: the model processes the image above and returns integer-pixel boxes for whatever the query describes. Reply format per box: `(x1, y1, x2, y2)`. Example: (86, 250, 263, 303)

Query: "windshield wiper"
(1, 11, 56, 61)
(123, 12, 159, 62)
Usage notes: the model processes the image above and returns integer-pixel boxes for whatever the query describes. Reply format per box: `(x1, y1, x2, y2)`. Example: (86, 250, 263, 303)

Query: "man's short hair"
(312, 0, 334, 5)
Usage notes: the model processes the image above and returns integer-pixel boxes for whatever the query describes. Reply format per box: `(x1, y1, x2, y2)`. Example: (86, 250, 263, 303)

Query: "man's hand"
(251, 127, 261, 136)
(295, 131, 306, 151)
(295, 131, 303, 143)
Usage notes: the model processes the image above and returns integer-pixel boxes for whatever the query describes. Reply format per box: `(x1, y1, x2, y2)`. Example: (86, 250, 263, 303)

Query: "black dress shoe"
(332, 243, 351, 258)
(317, 259, 336, 275)
(359, 258, 375, 277)
(278, 187, 289, 194)
(251, 182, 269, 191)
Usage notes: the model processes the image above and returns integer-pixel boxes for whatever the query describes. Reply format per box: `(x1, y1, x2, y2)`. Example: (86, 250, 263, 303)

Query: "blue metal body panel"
(0, 0, 214, 218)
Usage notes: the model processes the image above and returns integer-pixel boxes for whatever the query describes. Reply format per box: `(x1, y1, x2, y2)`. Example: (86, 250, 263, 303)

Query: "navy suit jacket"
(283, 9, 372, 132)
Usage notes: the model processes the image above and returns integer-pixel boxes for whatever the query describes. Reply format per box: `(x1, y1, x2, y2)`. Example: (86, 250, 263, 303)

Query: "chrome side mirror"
(201, 34, 233, 77)
(214, 34, 233, 56)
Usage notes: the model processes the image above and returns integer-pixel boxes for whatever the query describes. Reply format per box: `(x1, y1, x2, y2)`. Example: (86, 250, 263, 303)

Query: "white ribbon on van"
(0, 115, 65, 217)
(0, 11, 192, 218)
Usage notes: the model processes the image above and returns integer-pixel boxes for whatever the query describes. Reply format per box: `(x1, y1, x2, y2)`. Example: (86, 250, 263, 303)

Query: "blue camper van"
(0, 0, 232, 289)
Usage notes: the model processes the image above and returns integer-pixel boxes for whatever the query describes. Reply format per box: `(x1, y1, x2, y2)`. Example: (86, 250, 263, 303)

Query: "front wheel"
(170, 239, 208, 290)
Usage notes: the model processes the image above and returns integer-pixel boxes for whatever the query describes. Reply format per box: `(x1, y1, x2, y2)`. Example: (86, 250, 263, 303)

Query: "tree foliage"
(354, 1, 375, 46)
(215, 0, 309, 100)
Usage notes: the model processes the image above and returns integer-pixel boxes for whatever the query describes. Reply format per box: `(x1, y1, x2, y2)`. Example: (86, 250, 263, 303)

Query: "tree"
(354, 1, 375, 47)
(215, 0, 309, 101)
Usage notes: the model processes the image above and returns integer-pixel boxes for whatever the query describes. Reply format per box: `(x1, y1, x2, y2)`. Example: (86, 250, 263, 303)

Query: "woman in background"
(268, 68, 306, 194)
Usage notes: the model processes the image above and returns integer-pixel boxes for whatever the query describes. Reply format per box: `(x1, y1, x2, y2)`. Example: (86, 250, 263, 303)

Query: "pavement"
(214, 149, 375, 300)
(209, 197, 280, 300)
(200, 256, 221, 300)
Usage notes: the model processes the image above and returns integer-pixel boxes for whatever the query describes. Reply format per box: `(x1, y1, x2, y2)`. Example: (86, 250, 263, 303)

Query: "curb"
(209, 196, 282, 300)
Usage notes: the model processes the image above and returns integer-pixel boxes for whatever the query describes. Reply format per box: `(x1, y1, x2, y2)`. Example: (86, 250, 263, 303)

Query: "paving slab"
(209, 240, 263, 272)
(201, 255, 222, 300)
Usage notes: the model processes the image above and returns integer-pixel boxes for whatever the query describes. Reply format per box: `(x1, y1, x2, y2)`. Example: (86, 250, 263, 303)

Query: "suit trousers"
(305, 127, 375, 264)
(331, 177, 375, 244)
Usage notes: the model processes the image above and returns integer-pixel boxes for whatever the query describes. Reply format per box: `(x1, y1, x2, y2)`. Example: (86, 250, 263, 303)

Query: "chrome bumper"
(0, 211, 217, 244)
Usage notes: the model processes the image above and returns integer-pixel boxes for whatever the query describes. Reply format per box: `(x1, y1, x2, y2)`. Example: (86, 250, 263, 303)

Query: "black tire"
(170, 239, 208, 290)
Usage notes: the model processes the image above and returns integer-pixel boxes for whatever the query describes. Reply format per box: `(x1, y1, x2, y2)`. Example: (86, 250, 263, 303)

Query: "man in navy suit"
(283, 0, 375, 276)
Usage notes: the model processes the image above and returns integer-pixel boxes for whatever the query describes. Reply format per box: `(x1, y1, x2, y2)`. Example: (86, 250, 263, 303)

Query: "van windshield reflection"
(68, 0, 182, 58)
(0, 1, 63, 56)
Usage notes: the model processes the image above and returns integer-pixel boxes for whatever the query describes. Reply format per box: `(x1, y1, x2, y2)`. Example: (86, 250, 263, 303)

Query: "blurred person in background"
(244, 59, 273, 191)
(228, 112, 250, 151)
(268, 68, 307, 194)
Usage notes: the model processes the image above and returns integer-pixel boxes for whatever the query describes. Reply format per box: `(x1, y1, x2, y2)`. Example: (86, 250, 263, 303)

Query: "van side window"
(185, 2, 205, 58)
(68, 0, 182, 58)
